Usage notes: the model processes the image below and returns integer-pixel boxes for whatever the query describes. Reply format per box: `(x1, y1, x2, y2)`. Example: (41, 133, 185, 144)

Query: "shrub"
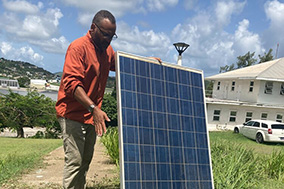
(100, 127, 119, 166)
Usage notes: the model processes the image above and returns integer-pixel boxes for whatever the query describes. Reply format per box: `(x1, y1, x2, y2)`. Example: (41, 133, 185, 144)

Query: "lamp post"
(173, 42, 189, 66)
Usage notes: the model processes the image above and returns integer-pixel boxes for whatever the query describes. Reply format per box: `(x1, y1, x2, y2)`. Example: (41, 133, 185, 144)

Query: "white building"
(30, 79, 48, 90)
(0, 78, 20, 88)
(205, 57, 284, 129)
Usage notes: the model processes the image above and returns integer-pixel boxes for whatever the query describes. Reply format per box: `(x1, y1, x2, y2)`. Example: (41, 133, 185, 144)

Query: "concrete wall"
(207, 103, 284, 126)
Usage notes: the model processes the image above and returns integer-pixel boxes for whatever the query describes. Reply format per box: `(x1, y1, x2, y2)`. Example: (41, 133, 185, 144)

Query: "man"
(55, 10, 117, 188)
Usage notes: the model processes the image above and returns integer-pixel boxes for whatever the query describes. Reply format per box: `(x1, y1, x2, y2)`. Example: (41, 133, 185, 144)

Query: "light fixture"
(173, 42, 189, 66)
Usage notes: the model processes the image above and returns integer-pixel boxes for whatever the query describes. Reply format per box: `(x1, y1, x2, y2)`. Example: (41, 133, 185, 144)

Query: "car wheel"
(234, 128, 239, 133)
(256, 133, 264, 143)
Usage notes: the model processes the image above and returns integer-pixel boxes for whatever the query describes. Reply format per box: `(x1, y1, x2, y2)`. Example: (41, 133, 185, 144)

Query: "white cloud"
(0, 42, 44, 65)
(0, 42, 12, 55)
(215, 0, 246, 27)
(233, 19, 264, 56)
(146, 0, 178, 11)
(263, 0, 284, 58)
(0, 3, 66, 53)
(20, 46, 44, 62)
(112, 21, 172, 58)
(60, 0, 145, 19)
(169, 4, 265, 76)
(2, 0, 43, 14)
(184, 0, 198, 10)
(30, 36, 69, 54)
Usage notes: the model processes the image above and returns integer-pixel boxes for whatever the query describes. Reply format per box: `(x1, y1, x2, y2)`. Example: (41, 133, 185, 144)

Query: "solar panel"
(115, 51, 214, 189)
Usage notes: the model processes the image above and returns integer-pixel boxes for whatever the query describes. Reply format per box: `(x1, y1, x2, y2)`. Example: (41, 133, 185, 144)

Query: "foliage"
(235, 51, 257, 68)
(210, 131, 284, 188)
(106, 76, 116, 89)
(211, 139, 262, 188)
(0, 89, 60, 138)
(259, 48, 274, 63)
(17, 76, 30, 88)
(205, 80, 214, 97)
(0, 138, 62, 185)
(219, 63, 235, 73)
(101, 87, 117, 127)
(219, 50, 274, 73)
(100, 127, 119, 166)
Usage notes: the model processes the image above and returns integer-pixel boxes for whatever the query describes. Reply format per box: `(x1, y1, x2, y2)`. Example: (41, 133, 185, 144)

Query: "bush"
(100, 127, 119, 166)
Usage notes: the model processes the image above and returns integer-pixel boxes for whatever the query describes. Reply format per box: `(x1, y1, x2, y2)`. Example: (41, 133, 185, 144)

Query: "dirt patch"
(3, 138, 118, 188)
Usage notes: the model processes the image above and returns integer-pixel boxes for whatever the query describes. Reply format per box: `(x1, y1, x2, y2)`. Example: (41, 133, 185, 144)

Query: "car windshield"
(271, 124, 284, 129)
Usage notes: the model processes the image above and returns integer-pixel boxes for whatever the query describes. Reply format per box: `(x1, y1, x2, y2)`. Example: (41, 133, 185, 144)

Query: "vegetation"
(219, 49, 274, 73)
(0, 138, 62, 185)
(101, 87, 117, 127)
(0, 90, 60, 138)
(100, 127, 119, 166)
(0, 57, 55, 87)
(210, 131, 284, 188)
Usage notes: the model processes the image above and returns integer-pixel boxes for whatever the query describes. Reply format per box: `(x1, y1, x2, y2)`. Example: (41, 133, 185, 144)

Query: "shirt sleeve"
(62, 46, 86, 98)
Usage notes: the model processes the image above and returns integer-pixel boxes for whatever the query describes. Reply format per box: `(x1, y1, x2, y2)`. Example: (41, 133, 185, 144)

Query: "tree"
(101, 87, 117, 127)
(258, 48, 274, 63)
(219, 64, 235, 73)
(236, 51, 257, 69)
(0, 89, 60, 138)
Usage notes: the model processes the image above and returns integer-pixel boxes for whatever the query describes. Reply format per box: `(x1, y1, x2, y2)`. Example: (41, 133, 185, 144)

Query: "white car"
(233, 119, 284, 143)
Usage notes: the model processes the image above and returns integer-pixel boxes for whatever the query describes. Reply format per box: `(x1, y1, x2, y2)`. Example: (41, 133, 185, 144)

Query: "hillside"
(0, 57, 55, 80)
(0, 57, 116, 89)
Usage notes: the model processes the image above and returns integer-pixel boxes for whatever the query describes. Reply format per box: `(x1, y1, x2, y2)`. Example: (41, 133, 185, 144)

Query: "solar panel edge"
(200, 71, 215, 189)
(115, 51, 126, 189)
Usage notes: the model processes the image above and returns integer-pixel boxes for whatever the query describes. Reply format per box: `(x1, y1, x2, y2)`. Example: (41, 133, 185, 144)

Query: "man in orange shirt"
(55, 10, 117, 188)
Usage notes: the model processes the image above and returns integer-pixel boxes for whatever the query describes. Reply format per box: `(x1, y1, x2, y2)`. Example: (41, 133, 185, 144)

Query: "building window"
(213, 110, 221, 121)
(280, 83, 284, 95)
(245, 112, 253, 122)
(249, 81, 254, 92)
(229, 111, 237, 122)
(231, 81, 235, 91)
(276, 114, 283, 122)
(264, 81, 273, 94)
(217, 81, 221, 90)
(261, 113, 268, 120)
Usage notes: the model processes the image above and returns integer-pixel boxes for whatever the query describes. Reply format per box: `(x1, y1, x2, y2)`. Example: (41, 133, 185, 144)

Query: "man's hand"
(149, 57, 162, 64)
(92, 106, 110, 136)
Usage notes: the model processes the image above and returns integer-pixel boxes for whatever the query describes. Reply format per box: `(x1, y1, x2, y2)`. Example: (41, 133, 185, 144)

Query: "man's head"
(90, 10, 117, 52)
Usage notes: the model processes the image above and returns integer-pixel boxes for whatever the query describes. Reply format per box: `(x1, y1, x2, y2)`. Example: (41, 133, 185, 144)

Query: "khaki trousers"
(58, 117, 97, 189)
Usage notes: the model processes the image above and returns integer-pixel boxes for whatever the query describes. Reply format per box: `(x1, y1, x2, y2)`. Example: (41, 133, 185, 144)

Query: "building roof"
(206, 57, 284, 81)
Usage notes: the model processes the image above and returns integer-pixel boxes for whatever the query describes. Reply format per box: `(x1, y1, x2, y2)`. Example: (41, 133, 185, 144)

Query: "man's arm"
(74, 86, 109, 136)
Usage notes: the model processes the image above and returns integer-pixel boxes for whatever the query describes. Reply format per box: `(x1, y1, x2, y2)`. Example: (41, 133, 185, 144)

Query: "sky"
(0, 0, 284, 77)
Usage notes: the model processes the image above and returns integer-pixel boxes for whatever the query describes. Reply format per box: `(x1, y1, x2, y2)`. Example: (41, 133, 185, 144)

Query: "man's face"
(91, 18, 116, 51)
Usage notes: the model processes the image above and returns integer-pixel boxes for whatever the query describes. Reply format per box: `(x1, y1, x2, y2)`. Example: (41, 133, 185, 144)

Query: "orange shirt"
(55, 31, 115, 125)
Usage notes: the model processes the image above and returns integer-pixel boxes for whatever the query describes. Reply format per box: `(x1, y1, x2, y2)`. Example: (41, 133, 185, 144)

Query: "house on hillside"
(0, 78, 20, 88)
(205, 57, 284, 129)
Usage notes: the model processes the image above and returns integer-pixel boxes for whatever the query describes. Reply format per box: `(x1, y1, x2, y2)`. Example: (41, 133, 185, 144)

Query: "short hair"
(92, 10, 116, 25)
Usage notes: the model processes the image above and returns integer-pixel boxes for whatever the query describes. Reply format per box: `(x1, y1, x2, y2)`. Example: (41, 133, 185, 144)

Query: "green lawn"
(209, 131, 284, 154)
(0, 138, 62, 185)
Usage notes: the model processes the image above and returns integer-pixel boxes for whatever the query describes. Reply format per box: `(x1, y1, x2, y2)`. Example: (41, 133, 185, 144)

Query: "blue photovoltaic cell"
(116, 52, 214, 189)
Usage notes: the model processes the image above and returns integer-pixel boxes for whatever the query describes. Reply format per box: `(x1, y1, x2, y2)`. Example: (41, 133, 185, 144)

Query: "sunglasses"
(94, 23, 118, 40)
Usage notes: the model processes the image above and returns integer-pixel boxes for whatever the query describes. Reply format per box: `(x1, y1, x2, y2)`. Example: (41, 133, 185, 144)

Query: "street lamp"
(173, 42, 189, 66)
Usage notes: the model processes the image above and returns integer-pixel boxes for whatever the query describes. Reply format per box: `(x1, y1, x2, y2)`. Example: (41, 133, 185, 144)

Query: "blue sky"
(0, 0, 284, 77)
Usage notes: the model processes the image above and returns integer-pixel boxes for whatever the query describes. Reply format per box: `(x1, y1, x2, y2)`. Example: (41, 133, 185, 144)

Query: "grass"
(209, 131, 284, 154)
(0, 137, 62, 185)
(210, 131, 284, 188)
